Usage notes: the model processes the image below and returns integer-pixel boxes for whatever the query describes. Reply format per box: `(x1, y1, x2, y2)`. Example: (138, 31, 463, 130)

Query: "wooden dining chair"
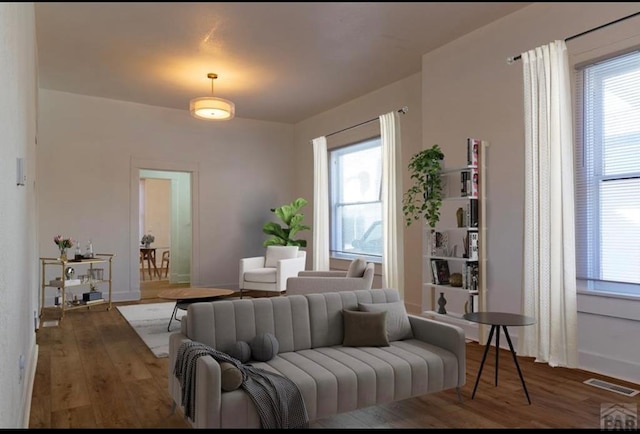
(161, 250, 170, 278)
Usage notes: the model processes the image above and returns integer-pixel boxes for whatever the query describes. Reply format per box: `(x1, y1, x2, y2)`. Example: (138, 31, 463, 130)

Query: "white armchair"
(239, 246, 306, 298)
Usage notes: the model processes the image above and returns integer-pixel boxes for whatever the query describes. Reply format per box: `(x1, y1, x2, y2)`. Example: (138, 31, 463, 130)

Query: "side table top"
(158, 287, 235, 301)
(463, 311, 535, 327)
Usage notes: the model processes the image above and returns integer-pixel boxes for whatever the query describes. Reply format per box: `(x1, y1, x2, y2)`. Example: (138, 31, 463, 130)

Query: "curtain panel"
(518, 40, 578, 368)
(380, 111, 405, 295)
(312, 136, 330, 271)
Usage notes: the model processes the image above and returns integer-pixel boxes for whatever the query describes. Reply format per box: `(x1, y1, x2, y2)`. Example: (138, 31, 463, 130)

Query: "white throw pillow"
(358, 301, 413, 341)
(346, 257, 367, 277)
(264, 246, 299, 268)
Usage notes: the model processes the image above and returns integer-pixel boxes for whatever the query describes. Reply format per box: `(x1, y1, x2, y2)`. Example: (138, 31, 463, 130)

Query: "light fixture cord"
(211, 77, 215, 96)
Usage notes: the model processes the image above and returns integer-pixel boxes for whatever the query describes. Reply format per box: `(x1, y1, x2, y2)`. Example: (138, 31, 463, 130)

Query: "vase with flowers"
(141, 234, 155, 248)
(54, 235, 74, 261)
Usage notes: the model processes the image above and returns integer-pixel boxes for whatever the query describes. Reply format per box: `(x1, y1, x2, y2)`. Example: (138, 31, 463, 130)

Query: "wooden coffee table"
(158, 287, 235, 331)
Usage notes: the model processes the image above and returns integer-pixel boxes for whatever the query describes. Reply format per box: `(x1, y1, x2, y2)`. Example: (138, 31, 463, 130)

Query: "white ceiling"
(35, 2, 530, 124)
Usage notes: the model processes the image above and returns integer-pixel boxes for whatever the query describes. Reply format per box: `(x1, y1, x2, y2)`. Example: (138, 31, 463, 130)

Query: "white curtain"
(380, 112, 404, 294)
(312, 136, 330, 270)
(518, 40, 578, 367)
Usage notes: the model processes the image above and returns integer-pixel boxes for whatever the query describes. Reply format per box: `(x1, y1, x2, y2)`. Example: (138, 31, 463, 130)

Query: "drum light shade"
(189, 73, 235, 120)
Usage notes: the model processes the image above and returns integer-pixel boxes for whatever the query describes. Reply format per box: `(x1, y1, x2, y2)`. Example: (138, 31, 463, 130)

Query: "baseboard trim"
(579, 349, 640, 386)
(22, 344, 38, 428)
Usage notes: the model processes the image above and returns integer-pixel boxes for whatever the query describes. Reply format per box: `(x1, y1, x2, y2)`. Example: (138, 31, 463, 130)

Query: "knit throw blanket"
(174, 341, 309, 429)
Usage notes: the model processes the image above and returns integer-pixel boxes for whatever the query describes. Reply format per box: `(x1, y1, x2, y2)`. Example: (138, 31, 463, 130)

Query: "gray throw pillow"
(229, 340, 251, 363)
(342, 309, 389, 347)
(346, 257, 367, 277)
(250, 333, 279, 362)
(358, 301, 414, 341)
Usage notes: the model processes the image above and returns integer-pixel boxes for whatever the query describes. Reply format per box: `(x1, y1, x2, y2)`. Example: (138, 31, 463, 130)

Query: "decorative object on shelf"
(64, 266, 75, 280)
(84, 239, 94, 258)
(53, 235, 74, 261)
(89, 268, 104, 281)
(74, 242, 83, 261)
(456, 207, 464, 228)
(141, 234, 154, 248)
(449, 272, 463, 287)
(437, 292, 447, 314)
(189, 73, 235, 121)
(262, 197, 311, 247)
(402, 144, 445, 228)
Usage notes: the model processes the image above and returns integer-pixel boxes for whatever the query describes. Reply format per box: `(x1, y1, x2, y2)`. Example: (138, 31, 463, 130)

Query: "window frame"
(575, 48, 640, 299)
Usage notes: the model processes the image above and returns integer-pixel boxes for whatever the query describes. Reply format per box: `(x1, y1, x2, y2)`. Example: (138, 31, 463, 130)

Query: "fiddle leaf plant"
(402, 144, 445, 228)
(263, 197, 311, 247)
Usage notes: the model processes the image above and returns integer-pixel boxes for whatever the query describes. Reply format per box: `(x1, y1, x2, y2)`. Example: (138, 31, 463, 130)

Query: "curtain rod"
(506, 10, 640, 64)
(321, 106, 408, 139)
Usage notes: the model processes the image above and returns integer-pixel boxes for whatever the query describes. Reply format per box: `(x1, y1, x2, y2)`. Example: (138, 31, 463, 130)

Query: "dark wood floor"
(29, 292, 640, 428)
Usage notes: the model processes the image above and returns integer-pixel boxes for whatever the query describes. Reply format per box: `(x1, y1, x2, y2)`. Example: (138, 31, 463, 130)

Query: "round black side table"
(463, 311, 536, 404)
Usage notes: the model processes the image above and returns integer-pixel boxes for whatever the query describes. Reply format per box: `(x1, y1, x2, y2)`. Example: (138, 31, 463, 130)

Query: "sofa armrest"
(407, 315, 466, 387)
(297, 271, 347, 277)
(276, 255, 307, 292)
(168, 332, 223, 428)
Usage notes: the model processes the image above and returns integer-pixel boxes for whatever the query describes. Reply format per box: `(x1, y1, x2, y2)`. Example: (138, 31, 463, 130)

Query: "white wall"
(0, 3, 38, 428)
(37, 89, 296, 301)
(420, 2, 640, 384)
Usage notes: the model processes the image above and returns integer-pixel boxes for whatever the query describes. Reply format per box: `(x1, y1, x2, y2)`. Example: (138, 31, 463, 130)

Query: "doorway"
(130, 159, 199, 301)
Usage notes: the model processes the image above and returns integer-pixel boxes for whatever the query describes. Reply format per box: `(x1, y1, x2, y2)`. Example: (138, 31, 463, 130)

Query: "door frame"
(130, 158, 199, 297)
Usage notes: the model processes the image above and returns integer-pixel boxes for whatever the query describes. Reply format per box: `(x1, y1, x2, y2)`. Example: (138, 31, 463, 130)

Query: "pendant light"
(189, 73, 235, 120)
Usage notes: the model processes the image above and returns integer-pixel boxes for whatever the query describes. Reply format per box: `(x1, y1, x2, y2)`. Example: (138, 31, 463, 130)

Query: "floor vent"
(41, 320, 59, 328)
(584, 378, 639, 397)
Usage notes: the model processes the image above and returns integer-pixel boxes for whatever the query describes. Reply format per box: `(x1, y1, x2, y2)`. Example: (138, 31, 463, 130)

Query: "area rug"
(117, 302, 186, 358)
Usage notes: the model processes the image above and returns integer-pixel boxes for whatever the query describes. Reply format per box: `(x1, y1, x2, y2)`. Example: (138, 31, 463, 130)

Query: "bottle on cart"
(85, 240, 94, 259)
(74, 241, 83, 261)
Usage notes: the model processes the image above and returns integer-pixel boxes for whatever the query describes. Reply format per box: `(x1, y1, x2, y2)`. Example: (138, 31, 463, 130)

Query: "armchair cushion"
(346, 257, 367, 277)
(243, 267, 277, 283)
(265, 246, 299, 267)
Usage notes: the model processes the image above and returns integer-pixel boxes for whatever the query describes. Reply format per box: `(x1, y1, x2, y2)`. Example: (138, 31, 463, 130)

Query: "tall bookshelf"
(422, 138, 488, 342)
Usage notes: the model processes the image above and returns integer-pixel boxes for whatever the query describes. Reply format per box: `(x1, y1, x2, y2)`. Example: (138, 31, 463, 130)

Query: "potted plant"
(402, 144, 445, 228)
(263, 197, 311, 247)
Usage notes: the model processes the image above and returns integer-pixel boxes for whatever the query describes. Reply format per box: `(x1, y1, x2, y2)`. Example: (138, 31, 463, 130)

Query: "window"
(329, 137, 382, 261)
(575, 50, 640, 297)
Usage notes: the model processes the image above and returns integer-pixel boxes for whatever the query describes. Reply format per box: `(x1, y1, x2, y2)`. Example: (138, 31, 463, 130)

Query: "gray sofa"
(168, 288, 466, 428)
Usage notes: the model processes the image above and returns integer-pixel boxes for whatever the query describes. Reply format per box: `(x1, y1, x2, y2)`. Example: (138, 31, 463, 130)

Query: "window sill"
(330, 253, 382, 264)
(577, 290, 640, 322)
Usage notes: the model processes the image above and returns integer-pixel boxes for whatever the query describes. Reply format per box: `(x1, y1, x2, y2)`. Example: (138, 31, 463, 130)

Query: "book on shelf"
(460, 171, 469, 197)
(469, 167, 478, 198)
(430, 230, 449, 256)
(469, 199, 478, 227)
(467, 137, 480, 166)
(467, 231, 479, 260)
(462, 262, 479, 291)
(431, 259, 450, 285)
(431, 260, 439, 284)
